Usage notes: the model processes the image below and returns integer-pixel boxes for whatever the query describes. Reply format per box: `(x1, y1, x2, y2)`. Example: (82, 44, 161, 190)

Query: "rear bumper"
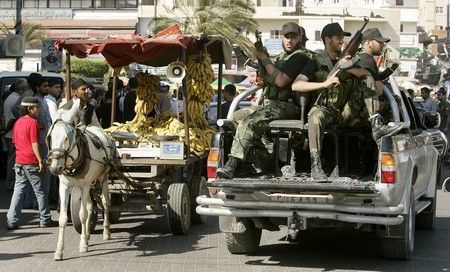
(196, 195, 404, 226)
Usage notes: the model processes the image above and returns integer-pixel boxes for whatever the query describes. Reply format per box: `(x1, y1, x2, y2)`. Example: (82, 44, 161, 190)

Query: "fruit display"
(106, 59, 216, 153)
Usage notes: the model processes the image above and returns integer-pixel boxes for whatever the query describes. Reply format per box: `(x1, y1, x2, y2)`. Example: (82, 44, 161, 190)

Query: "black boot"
(311, 154, 327, 180)
(216, 156, 240, 179)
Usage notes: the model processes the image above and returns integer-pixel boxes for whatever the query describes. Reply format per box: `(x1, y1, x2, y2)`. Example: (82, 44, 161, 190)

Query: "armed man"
(292, 24, 402, 180)
(216, 22, 316, 179)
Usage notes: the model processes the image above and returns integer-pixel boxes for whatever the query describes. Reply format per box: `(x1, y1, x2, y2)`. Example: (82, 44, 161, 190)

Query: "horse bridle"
(47, 119, 86, 175)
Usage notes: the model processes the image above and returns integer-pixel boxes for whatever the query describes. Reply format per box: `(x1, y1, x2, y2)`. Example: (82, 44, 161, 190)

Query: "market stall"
(56, 25, 233, 234)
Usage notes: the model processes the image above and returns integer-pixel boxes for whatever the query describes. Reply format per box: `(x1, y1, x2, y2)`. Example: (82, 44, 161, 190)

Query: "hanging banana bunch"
(105, 72, 160, 136)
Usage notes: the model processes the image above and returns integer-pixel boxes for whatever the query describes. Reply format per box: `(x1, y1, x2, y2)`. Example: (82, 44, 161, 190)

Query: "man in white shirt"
(420, 87, 438, 112)
(44, 79, 62, 123)
(61, 78, 101, 127)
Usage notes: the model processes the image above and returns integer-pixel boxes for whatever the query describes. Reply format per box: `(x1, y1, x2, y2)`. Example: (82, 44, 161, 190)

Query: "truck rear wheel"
(225, 219, 262, 254)
(382, 189, 415, 259)
(167, 183, 191, 235)
(416, 163, 440, 230)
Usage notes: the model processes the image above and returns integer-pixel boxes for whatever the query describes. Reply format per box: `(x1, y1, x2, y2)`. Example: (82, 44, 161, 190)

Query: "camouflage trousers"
(307, 106, 341, 156)
(230, 100, 299, 161)
(308, 92, 380, 157)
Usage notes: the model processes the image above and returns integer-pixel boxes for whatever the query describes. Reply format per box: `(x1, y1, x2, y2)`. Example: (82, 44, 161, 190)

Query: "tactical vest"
(314, 52, 355, 111)
(263, 49, 304, 102)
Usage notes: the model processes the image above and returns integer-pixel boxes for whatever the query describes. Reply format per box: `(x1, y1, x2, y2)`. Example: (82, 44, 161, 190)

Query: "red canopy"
(55, 25, 232, 68)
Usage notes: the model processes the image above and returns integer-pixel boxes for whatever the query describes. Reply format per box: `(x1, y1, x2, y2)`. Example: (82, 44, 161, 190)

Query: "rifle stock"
(327, 17, 369, 78)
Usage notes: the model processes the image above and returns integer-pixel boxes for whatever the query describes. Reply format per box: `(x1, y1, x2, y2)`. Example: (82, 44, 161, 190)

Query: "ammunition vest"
(314, 52, 355, 111)
(263, 49, 304, 102)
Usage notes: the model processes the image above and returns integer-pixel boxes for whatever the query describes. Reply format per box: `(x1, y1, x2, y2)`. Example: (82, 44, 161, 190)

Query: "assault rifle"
(328, 17, 370, 78)
(254, 30, 269, 85)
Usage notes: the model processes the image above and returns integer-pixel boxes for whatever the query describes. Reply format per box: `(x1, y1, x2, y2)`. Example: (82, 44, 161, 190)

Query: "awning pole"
(110, 68, 119, 127)
(217, 43, 223, 119)
(181, 47, 190, 157)
(65, 50, 71, 100)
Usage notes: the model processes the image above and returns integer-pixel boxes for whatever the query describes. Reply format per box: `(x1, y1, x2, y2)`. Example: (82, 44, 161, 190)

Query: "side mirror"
(422, 111, 441, 129)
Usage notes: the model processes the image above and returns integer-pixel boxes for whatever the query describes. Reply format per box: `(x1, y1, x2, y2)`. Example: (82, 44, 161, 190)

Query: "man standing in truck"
(216, 22, 316, 179)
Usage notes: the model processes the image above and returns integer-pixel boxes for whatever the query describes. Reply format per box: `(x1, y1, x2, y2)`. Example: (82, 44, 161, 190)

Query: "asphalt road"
(0, 166, 449, 272)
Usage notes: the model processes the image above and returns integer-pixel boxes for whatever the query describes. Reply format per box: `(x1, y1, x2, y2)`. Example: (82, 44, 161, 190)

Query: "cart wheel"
(70, 187, 98, 234)
(108, 194, 122, 224)
(190, 176, 208, 224)
(167, 183, 191, 235)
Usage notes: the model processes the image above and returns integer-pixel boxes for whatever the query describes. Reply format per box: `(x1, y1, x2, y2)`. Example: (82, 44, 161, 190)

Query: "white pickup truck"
(196, 76, 448, 260)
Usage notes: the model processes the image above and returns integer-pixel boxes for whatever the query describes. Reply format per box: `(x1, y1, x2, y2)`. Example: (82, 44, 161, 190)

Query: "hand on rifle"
(323, 70, 340, 88)
(254, 41, 269, 60)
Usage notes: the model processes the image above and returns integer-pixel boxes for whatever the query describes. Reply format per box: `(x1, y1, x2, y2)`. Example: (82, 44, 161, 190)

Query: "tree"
(151, 0, 258, 54)
(0, 21, 46, 49)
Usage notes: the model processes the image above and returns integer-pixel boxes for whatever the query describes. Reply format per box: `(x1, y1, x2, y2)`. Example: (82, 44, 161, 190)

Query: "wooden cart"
(57, 29, 232, 235)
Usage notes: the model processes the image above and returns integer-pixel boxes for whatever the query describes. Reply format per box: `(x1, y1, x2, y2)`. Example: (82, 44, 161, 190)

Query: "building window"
(315, 30, 321, 41)
(333, 0, 339, 3)
(436, 7, 444, 14)
(395, 0, 403, 6)
(257, 0, 261, 6)
(400, 24, 403, 32)
(270, 30, 281, 39)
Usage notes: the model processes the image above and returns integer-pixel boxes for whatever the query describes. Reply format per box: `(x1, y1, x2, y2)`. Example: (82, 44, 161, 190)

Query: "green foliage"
(0, 21, 46, 49)
(71, 58, 110, 78)
(151, 0, 257, 55)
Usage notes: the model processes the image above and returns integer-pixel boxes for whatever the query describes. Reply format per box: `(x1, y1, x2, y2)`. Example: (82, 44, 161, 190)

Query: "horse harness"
(47, 120, 107, 179)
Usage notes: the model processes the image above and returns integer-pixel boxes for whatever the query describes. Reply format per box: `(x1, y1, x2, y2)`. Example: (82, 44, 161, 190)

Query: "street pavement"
(0, 167, 449, 272)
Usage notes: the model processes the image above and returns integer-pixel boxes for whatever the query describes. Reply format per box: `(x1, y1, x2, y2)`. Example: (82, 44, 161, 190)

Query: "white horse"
(47, 99, 117, 260)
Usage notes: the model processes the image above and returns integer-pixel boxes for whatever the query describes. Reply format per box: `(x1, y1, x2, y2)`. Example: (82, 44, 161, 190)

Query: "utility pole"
(154, 0, 158, 34)
(15, 0, 22, 71)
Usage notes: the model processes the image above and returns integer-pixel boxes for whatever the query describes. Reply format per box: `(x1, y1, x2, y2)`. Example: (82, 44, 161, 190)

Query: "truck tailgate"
(208, 176, 376, 194)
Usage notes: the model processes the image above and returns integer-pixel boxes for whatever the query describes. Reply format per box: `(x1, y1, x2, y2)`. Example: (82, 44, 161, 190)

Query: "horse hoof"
(54, 252, 63, 261)
(103, 234, 110, 240)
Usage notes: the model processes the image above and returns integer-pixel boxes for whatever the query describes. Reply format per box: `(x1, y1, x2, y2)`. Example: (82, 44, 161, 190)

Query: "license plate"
(160, 141, 184, 159)
(270, 193, 332, 203)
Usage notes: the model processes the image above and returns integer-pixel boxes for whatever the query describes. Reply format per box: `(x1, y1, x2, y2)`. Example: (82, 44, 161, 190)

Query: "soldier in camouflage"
(216, 22, 316, 179)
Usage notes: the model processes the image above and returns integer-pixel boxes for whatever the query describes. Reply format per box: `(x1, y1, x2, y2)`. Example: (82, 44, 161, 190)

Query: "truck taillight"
(381, 153, 396, 183)
(207, 148, 220, 179)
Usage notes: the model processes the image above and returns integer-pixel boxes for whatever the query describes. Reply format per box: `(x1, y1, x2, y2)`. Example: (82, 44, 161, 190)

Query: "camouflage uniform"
(229, 50, 304, 161)
(307, 51, 379, 156)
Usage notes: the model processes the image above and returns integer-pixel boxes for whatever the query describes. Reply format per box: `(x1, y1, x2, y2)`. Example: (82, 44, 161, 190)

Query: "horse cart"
(56, 28, 233, 236)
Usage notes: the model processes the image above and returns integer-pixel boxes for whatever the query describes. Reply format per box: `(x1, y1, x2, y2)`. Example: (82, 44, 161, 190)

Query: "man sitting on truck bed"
(292, 26, 403, 180)
(216, 22, 317, 179)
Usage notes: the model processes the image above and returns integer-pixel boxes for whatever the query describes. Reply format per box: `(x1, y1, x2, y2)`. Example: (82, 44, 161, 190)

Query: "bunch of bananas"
(106, 73, 160, 137)
(135, 73, 160, 115)
(185, 53, 215, 132)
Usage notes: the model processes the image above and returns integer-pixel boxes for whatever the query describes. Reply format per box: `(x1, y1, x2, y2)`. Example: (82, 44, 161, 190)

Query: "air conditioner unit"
(3, 34, 25, 57)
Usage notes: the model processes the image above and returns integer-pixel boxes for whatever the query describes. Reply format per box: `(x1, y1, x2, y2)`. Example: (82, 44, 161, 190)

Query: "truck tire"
(382, 189, 415, 260)
(167, 183, 191, 235)
(416, 163, 440, 230)
(70, 188, 98, 234)
(189, 176, 208, 224)
(108, 194, 122, 224)
(225, 219, 262, 254)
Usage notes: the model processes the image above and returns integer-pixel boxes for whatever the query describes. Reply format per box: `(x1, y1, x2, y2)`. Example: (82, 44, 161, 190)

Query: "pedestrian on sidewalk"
(6, 97, 57, 230)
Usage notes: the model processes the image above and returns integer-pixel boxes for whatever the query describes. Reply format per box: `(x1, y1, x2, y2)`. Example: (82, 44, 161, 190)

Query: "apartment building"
(418, 0, 450, 32)
(0, 0, 138, 71)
